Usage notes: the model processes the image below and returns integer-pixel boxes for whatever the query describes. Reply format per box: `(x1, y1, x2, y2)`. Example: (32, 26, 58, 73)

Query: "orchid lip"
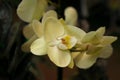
(57, 35, 77, 50)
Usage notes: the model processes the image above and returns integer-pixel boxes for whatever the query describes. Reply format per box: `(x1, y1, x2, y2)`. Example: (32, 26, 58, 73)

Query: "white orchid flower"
(17, 0, 48, 22)
(21, 10, 57, 52)
(21, 20, 43, 52)
(30, 11, 86, 67)
(74, 27, 117, 69)
(21, 8, 117, 69)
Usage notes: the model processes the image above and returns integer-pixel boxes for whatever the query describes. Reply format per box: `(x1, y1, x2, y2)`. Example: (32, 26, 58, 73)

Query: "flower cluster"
(17, 0, 117, 69)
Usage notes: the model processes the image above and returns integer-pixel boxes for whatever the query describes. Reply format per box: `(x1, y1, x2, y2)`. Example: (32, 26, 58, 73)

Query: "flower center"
(58, 35, 77, 50)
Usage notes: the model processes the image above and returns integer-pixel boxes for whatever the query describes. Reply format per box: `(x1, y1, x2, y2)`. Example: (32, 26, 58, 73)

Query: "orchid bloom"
(17, 0, 48, 52)
(21, 7, 78, 53)
(20, 6, 117, 69)
(30, 10, 117, 68)
(73, 27, 117, 69)
(17, 0, 48, 22)
(21, 10, 57, 52)
(30, 11, 86, 68)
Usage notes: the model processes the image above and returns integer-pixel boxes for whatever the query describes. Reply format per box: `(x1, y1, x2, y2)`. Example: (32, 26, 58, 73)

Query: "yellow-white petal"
(44, 17, 64, 43)
(82, 27, 105, 44)
(67, 25, 86, 40)
(21, 35, 37, 52)
(23, 24, 34, 39)
(30, 36, 47, 55)
(32, 20, 43, 37)
(48, 46, 71, 67)
(64, 7, 78, 26)
(96, 27, 105, 38)
(42, 10, 57, 24)
(68, 58, 74, 68)
(60, 19, 86, 40)
(82, 31, 103, 44)
(71, 52, 80, 59)
(75, 52, 97, 69)
(99, 45, 113, 58)
(82, 31, 97, 43)
(87, 45, 103, 55)
(100, 36, 117, 46)
(17, 0, 48, 22)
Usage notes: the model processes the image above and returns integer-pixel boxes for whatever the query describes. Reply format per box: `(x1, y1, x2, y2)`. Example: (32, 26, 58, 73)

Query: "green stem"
(70, 49, 86, 52)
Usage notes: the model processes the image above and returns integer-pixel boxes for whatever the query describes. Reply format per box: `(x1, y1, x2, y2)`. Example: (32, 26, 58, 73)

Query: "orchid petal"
(99, 45, 113, 58)
(96, 27, 105, 38)
(71, 52, 80, 59)
(82, 31, 102, 44)
(67, 25, 86, 40)
(23, 24, 34, 39)
(64, 7, 78, 26)
(60, 19, 86, 40)
(48, 46, 71, 67)
(21, 35, 37, 52)
(32, 20, 43, 37)
(87, 45, 103, 55)
(42, 10, 57, 24)
(68, 58, 74, 68)
(100, 36, 117, 46)
(82, 27, 105, 44)
(30, 36, 47, 55)
(44, 17, 64, 43)
(17, 0, 48, 22)
(75, 52, 97, 69)
(82, 31, 97, 43)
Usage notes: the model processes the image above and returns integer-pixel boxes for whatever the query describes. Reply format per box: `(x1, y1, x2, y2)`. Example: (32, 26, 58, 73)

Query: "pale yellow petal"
(82, 31, 102, 44)
(32, 20, 43, 37)
(99, 45, 113, 58)
(82, 27, 105, 44)
(75, 52, 97, 69)
(17, 0, 48, 22)
(71, 52, 80, 59)
(64, 7, 78, 26)
(82, 31, 97, 43)
(21, 35, 37, 52)
(87, 45, 103, 55)
(96, 27, 105, 38)
(67, 25, 86, 41)
(42, 10, 57, 24)
(48, 46, 71, 67)
(30, 37, 47, 55)
(23, 24, 34, 39)
(60, 19, 86, 40)
(100, 36, 117, 46)
(44, 17, 64, 43)
(68, 58, 74, 68)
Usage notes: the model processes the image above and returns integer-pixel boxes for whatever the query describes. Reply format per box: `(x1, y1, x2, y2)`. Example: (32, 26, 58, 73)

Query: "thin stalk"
(70, 49, 86, 53)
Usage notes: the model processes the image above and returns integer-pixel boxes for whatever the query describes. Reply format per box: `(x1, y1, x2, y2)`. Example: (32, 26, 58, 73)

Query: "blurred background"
(0, 0, 120, 80)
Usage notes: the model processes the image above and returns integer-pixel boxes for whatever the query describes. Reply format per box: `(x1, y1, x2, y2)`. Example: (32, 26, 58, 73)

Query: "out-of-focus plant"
(108, 0, 120, 11)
